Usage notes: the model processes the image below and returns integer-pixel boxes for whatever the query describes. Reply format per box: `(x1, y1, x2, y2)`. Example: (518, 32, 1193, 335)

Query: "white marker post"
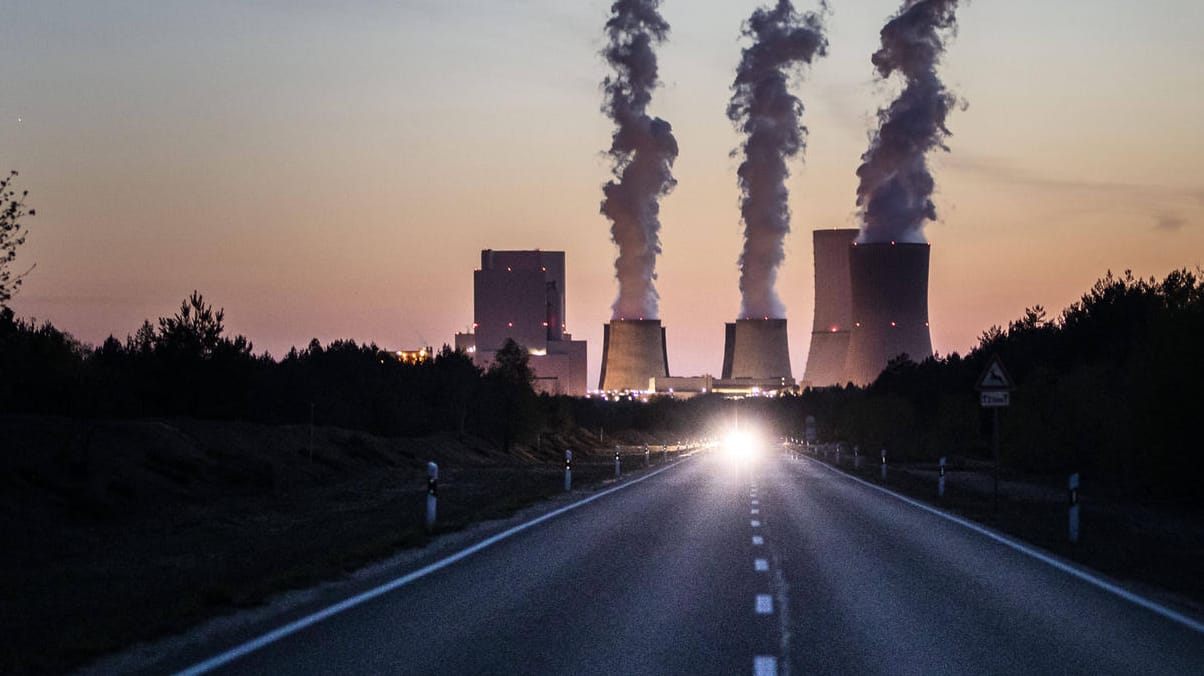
(881, 449, 887, 481)
(425, 461, 438, 532)
(854, 445, 861, 470)
(614, 446, 621, 479)
(835, 446, 841, 466)
(644, 445, 650, 467)
(938, 456, 947, 498)
(1069, 472, 1080, 544)
(564, 449, 572, 492)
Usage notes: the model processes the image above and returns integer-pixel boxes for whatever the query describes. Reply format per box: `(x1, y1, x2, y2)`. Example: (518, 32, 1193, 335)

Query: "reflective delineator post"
(644, 445, 650, 467)
(564, 449, 573, 492)
(938, 456, 947, 498)
(615, 446, 621, 479)
(880, 449, 887, 481)
(425, 461, 438, 532)
(854, 446, 861, 470)
(835, 446, 841, 466)
(1069, 472, 1081, 544)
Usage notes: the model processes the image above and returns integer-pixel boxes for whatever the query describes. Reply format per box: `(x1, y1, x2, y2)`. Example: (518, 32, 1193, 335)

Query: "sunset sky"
(4, 0, 1202, 386)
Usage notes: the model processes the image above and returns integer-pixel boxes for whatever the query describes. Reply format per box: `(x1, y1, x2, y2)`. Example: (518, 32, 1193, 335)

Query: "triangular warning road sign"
(976, 355, 1014, 391)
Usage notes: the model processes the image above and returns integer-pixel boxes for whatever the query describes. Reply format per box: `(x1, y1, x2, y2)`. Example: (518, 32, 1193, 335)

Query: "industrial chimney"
(803, 229, 858, 387)
(844, 242, 933, 385)
(598, 319, 670, 392)
(720, 318, 793, 389)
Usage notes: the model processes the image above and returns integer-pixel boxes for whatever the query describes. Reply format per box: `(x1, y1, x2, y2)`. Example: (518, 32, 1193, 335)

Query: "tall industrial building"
(454, 250, 587, 396)
(843, 241, 934, 385)
(802, 229, 858, 387)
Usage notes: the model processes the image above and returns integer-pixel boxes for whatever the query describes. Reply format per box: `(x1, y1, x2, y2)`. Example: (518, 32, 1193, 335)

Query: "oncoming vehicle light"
(723, 429, 759, 463)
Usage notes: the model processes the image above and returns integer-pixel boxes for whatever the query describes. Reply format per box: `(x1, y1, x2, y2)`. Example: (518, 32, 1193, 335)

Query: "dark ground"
(0, 414, 677, 674)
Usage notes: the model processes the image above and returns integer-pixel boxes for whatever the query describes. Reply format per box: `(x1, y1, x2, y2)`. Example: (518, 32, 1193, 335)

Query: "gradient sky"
(4, 0, 1202, 386)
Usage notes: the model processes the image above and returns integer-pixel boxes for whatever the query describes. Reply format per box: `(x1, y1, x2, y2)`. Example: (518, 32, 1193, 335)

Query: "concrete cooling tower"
(844, 242, 934, 385)
(803, 229, 858, 387)
(598, 319, 669, 392)
(721, 318, 793, 383)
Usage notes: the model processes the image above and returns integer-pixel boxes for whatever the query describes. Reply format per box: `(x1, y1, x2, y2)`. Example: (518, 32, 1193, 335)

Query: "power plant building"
(455, 250, 587, 396)
(843, 241, 934, 385)
(718, 318, 796, 394)
(598, 318, 670, 392)
(803, 229, 858, 387)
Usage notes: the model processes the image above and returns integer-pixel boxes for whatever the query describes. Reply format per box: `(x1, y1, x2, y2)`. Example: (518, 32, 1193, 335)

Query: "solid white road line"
(754, 558, 769, 572)
(752, 536, 764, 546)
(176, 458, 693, 675)
(803, 456, 1204, 635)
(753, 655, 778, 676)
(755, 594, 774, 615)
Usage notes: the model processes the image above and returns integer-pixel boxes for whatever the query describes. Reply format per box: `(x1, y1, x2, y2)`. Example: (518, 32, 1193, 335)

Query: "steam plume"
(729, 1, 828, 320)
(855, 0, 961, 244)
(600, 0, 678, 320)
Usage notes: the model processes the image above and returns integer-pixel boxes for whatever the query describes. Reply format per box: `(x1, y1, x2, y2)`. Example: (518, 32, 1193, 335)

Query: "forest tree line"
(3, 268, 1202, 497)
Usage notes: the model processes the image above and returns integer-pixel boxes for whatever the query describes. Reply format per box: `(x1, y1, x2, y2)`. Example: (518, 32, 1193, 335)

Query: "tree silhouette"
(0, 171, 36, 308)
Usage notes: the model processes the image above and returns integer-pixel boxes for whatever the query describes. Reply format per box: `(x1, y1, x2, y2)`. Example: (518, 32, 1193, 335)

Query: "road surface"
(161, 450, 1204, 675)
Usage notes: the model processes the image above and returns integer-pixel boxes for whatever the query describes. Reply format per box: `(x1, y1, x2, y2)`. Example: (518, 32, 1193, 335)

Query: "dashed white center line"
(755, 594, 774, 614)
(751, 520, 761, 527)
(753, 655, 777, 676)
(751, 499, 759, 506)
(754, 558, 769, 572)
(752, 535, 764, 546)
(750, 508, 760, 515)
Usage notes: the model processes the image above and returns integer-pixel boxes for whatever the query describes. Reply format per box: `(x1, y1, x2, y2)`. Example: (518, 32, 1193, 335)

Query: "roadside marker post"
(881, 449, 887, 482)
(1069, 472, 1081, 544)
(615, 446, 621, 479)
(425, 462, 438, 532)
(644, 445, 650, 467)
(939, 456, 947, 498)
(564, 450, 572, 492)
(854, 445, 861, 470)
(835, 445, 841, 466)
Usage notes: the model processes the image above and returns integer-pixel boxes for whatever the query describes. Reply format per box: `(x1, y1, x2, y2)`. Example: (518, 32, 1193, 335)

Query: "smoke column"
(855, 0, 961, 244)
(729, 1, 828, 320)
(600, 0, 678, 320)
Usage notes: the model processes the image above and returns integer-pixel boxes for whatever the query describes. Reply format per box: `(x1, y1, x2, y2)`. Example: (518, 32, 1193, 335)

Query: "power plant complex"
(452, 237, 934, 397)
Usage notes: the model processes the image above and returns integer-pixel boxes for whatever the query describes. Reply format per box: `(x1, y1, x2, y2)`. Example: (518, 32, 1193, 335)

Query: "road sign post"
(426, 461, 439, 532)
(1069, 472, 1081, 544)
(976, 355, 1015, 515)
(939, 456, 947, 498)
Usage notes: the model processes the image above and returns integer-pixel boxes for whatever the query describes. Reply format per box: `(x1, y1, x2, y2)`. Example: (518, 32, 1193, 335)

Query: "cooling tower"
(721, 318, 793, 381)
(844, 242, 933, 385)
(803, 229, 858, 387)
(598, 319, 669, 392)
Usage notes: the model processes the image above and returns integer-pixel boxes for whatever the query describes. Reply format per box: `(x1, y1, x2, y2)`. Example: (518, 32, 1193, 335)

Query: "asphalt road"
(167, 450, 1204, 675)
